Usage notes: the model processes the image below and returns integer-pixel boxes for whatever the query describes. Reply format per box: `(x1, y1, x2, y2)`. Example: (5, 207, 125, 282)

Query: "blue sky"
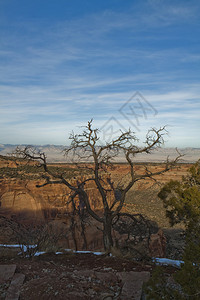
(0, 0, 200, 147)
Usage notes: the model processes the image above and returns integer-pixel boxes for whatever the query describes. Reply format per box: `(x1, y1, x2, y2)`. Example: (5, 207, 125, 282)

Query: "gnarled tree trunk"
(103, 213, 113, 252)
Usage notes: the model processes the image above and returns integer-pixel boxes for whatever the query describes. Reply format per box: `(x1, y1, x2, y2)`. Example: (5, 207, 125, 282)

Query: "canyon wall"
(0, 156, 190, 254)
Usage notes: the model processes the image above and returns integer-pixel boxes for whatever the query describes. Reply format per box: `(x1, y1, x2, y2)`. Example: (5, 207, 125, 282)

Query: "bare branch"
(12, 119, 181, 252)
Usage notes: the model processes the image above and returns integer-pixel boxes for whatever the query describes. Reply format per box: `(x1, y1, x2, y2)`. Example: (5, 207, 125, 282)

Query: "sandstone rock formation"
(149, 228, 166, 257)
(0, 157, 187, 255)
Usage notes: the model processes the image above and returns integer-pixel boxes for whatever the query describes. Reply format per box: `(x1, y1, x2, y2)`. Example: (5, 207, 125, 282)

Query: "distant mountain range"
(0, 144, 199, 163)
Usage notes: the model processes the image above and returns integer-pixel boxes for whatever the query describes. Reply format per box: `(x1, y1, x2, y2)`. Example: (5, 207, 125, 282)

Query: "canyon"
(0, 155, 191, 258)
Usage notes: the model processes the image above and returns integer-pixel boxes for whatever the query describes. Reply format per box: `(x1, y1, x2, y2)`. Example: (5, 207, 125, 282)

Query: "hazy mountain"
(0, 144, 199, 163)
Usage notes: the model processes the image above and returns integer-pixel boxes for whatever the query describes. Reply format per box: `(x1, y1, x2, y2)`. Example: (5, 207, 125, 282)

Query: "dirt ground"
(0, 251, 177, 300)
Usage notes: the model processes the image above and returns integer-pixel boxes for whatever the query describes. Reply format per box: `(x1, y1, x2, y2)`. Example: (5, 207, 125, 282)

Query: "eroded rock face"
(0, 178, 104, 222)
(0, 177, 105, 250)
(149, 228, 166, 257)
(49, 217, 104, 251)
(0, 177, 166, 256)
(0, 182, 45, 222)
(1, 191, 42, 214)
(0, 159, 170, 254)
(0, 179, 67, 222)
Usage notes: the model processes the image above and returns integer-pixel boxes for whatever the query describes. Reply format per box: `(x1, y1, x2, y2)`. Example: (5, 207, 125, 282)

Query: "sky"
(0, 0, 200, 148)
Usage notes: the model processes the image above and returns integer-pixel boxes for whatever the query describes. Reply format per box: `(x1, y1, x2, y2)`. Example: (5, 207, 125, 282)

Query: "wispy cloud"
(0, 0, 200, 147)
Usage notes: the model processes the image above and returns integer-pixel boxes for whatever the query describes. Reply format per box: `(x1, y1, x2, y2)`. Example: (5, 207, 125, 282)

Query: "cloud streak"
(0, 0, 200, 147)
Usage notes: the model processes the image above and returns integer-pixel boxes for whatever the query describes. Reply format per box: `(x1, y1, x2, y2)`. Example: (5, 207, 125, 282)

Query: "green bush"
(145, 161, 200, 299)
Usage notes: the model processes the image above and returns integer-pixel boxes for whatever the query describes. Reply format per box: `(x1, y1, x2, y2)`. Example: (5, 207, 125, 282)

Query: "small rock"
(103, 267, 112, 271)
(0, 265, 16, 282)
(100, 293, 114, 300)
(5, 273, 25, 300)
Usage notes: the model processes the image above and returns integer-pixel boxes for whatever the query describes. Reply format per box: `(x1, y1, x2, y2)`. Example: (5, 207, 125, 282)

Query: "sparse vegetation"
(0, 163, 88, 180)
(145, 161, 200, 299)
(1, 216, 68, 258)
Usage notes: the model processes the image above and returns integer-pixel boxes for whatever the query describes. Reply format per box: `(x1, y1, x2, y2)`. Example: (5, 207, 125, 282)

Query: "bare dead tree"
(14, 120, 183, 252)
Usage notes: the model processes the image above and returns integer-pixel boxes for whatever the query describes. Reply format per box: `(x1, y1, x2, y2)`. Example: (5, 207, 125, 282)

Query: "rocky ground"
(0, 251, 178, 300)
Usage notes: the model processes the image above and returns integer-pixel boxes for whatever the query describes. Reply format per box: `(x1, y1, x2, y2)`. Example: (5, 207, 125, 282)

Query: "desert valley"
(0, 151, 193, 299)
